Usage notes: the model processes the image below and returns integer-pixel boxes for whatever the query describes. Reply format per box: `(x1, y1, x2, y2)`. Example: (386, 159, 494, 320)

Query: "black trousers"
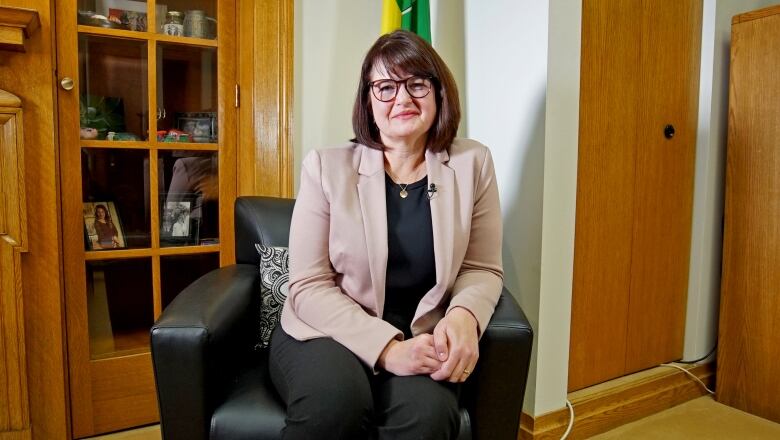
(269, 327, 460, 440)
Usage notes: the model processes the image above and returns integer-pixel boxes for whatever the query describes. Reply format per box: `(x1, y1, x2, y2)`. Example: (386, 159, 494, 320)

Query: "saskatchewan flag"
(381, 0, 431, 43)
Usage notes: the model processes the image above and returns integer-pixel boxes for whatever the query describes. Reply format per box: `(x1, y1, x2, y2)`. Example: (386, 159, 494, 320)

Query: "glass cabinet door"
(57, 0, 236, 437)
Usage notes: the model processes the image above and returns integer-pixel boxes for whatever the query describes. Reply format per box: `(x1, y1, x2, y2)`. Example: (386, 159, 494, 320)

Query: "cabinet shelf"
(155, 141, 218, 151)
(82, 140, 150, 149)
(81, 140, 219, 150)
(156, 33, 218, 48)
(90, 329, 150, 361)
(77, 24, 218, 47)
(84, 244, 221, 261)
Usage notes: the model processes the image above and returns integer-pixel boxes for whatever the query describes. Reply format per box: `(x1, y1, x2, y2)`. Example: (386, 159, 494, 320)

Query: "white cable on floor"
(659, 363, 715, 395)
(560, 399, 574, 440)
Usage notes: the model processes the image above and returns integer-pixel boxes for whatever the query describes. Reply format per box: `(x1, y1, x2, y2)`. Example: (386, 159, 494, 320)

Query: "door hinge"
(235, 84, 240, 108)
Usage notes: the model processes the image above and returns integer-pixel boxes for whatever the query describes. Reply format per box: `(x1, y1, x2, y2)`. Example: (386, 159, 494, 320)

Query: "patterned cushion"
(255, 244, 289, 349)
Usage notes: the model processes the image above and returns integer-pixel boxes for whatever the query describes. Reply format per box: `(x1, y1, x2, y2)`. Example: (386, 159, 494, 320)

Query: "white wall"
(683, 0, 778, 361)
(293, 0, 382, 190)
(536, 0, 581, 415)
(463, 0, 550, 415)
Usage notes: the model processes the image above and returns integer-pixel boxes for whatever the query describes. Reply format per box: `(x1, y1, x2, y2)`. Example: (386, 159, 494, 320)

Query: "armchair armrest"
(151, 264, 259, 440)
(463, 287, 534, 440)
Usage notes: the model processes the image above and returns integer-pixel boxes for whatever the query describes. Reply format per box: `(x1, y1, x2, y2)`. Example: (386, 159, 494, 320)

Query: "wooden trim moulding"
(0, 89, 22, 107)
(0, 88, 30, 440)
(519, 363, 715, 440)
(0, 6, 39, 52)
(0, 89, 28, 250)
(0, 431, 31, 440)
(732, 4, 780, 24)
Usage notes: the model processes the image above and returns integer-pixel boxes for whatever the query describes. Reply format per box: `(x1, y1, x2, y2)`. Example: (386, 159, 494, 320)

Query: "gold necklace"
(398, 183, 409, 198)
(386, 162, 424, 199)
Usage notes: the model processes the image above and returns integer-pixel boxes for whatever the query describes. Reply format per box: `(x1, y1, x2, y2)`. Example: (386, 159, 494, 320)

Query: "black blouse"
(383, 172, 437, 338)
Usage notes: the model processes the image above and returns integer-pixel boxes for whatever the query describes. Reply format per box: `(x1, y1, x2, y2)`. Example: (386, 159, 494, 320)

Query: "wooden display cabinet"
(55, 0, 236, 436)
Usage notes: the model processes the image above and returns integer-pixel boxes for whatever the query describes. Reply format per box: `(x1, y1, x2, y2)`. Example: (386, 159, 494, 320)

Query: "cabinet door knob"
(60, 77, 75, 91)
(664, 124, 675, 139)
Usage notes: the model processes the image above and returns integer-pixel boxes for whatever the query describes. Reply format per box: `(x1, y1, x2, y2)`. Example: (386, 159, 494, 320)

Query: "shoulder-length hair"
(94, 204, 112, 221)
(352, 30, 460, 153)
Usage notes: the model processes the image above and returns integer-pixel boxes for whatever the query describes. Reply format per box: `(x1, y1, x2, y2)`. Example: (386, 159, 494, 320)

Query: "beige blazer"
(280, 138, 503, 369)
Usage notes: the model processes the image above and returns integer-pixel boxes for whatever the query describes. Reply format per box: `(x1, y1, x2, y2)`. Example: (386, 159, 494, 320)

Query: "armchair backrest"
(234, 196, 296, 265)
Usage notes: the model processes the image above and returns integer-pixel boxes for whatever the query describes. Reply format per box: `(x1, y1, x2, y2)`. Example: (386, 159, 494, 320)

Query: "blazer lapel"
(356, 145, 388, 316)
(410, 148, 455, 333)
(425, 148, 455, 293)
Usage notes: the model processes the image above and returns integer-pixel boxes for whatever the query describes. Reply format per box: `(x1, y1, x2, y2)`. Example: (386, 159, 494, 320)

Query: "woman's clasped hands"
(378, 307, 479, 383)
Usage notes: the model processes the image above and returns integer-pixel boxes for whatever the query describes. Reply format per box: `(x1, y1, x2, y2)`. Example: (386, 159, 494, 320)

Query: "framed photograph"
(84, 201, 126, 250)
(176, 112, 217, 143)
(160, 193, 200, 246)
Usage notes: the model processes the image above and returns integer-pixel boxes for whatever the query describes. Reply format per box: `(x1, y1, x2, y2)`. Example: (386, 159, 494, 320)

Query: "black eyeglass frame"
(368, 76, 435, 102)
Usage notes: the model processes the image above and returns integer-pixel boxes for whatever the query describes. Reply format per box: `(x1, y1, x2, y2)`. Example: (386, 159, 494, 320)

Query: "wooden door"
(569, 0, 702, 392)
(717, 5, 780, 423)
(55, 0, 236, 436)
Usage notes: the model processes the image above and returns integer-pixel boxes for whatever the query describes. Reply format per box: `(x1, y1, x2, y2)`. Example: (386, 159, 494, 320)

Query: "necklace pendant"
(400, 189, 408, 198)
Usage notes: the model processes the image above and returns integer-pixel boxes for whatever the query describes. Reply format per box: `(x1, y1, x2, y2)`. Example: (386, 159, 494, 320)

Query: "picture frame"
(84, 201, 126, 250)
(160, 193, 200, 246)
(176, 112, 217, 143)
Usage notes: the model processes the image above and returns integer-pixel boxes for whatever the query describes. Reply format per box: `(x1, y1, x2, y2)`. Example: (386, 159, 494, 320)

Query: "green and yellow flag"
(381, 0, 431, 43)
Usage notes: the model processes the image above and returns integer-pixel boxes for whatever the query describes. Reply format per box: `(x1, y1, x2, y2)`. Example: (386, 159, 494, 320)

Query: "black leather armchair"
(151, 196, 533, 440)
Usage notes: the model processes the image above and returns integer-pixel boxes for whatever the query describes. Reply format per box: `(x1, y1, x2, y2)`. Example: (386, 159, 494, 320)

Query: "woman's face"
(369, 64, 437, 148)
(96, 207, 106, 220)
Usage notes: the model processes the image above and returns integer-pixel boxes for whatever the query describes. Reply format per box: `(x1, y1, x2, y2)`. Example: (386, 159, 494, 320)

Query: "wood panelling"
(569, 0, 701, 391)
(0, 1, 69, 438)
(570, 0, 642, 390)
(717, 5, 780, 423)
(521, 364, 714, 440)
(0, 90, 29, 439)
(238, 0, 294, 198)
(624, 0, 701, 373)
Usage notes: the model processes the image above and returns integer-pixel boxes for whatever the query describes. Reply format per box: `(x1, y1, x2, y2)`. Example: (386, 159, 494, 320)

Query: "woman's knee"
(409, 387, 459, 437)
(270, 334, 375, 438)
(283, 385, 373, 439)
(378, 376, 460, 438)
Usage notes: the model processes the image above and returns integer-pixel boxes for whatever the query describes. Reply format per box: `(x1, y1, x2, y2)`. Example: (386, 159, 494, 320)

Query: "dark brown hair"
(352, 30, 460, 153)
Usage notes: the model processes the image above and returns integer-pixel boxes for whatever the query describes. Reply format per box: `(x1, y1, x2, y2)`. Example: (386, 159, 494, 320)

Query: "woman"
(93, 204, 119, 249)
(171, 204, 189, 237)
(270, 30, 503, 439)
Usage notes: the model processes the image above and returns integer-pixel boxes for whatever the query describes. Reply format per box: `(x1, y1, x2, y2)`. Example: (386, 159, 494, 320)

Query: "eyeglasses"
(369, 76, 434, 102)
